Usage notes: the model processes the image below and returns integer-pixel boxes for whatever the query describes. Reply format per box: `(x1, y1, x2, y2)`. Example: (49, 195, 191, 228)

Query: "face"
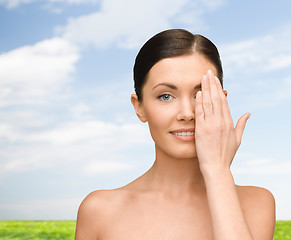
(131, 53, 218, 160)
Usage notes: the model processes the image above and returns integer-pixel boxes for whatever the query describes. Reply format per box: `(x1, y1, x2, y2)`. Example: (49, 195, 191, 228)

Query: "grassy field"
(0, 220, 290, 239)
(0, 221, 76, 240)
(275, 221, 291, 239)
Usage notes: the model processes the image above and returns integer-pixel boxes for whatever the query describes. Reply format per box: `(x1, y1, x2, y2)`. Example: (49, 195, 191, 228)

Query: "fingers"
(196, 70, 224, 124)
(235, 113, 251, 144)
(201, 70, 222, 120)
(201, 74, 213, 118)
(200, 70, 243, 133)
(214, 74, 233, 127)
(195, 90, 204, 123)
(208, 70, 222, 117)
(204, 70, 250, 144)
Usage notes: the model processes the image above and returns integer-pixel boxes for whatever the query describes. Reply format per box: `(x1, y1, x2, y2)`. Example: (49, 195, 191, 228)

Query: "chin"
(173, 143, 197, 159)
(174, 151, 197, 160)
(154, 138, 198, 160)
(158, 146, 197, 160)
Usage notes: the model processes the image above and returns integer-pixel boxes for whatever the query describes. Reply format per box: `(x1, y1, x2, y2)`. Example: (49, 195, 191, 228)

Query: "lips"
(171, 131, 194, 136)
(169, 128, 195, 141)
(170, 128, 195, 134)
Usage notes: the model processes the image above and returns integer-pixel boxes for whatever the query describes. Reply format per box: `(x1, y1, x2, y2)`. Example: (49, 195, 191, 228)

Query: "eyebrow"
(152, 83, 201, 91)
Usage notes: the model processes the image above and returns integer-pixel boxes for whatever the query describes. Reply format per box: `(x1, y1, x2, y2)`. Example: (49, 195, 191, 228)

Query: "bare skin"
(75, 54, 275, 240)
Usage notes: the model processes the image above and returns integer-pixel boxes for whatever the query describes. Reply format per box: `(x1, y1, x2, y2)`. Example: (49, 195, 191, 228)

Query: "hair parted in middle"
(133, 29, 223, 101)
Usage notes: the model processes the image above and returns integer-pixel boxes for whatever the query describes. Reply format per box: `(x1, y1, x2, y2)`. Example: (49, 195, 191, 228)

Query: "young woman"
(75, 29, 275, 240)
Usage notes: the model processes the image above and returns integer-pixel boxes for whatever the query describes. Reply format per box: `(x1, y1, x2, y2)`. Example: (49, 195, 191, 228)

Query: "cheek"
(145, 106, 174, 138)
(147, 112, 164, 133)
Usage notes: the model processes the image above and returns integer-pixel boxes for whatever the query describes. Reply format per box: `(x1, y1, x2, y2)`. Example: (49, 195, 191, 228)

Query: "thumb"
(235, 113, 251, 145)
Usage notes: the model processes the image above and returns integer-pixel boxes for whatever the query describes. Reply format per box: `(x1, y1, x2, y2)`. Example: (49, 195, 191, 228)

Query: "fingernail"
(215, 76, 220, 83)
(207, 69, 213, 76)
(196, 91, 202, 97)
(246, 113, 251, 120)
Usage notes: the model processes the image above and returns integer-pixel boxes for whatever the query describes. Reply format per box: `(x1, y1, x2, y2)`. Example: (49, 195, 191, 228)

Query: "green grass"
(0, 221, 76, 240)
(275, 221, 291, 239)
(0, 220, 290, 239)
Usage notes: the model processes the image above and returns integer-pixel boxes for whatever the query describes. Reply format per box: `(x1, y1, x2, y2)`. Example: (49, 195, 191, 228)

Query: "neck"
(143, 147, 206, 195)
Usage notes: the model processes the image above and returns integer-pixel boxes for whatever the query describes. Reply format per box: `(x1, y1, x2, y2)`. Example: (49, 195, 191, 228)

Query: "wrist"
(200, 164, 233, 182)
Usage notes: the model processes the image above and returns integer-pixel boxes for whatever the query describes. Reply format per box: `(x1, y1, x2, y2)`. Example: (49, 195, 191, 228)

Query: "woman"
(75, 29, 275, 239)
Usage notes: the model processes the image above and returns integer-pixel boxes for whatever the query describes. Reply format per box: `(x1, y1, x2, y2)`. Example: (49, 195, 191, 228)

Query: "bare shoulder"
(77, 190, 115, 217)
(236, 185, 275, 204)
(75, 189, 129, 240)
(236, 185, 275, 213)
(80, 189, 123, 208)
(236, 185, 276, 239)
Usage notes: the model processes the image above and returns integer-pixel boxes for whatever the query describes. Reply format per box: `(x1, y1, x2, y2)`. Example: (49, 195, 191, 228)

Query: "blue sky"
(0, 0, 290, 220)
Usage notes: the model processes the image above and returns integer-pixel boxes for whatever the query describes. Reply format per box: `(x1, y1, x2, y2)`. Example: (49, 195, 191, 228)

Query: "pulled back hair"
(133, 29, 223, 101)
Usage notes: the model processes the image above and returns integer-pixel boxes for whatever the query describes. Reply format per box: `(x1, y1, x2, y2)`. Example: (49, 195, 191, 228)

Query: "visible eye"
(158, 94, 172, 101)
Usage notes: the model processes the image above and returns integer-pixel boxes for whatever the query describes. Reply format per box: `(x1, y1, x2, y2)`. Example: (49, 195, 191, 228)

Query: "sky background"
(0, 0, 290, 220)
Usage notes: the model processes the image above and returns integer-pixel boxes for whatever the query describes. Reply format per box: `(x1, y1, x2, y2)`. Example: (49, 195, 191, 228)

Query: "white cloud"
(0, 120, 152, 174)
(198, 0, 225, 10)
(0, 123, 18, 142)
(56, 0, 226, 49)
(0, 0, 99, 8)
(27, 121, 150, 145)
(221, 25, 291, 76)
(0, 0, 35, 8)
(232, 156, 291, 175)
(219, 25, 291, 110)
(274, 75, 291, 102)
(0, 198, 80, 220)
(82, 161, 134, 176)
(43, 0, 101, 13)
(70, 103, 92, 119)
(276, 198, 291, 220)
(49, 0, 99, 3)
(227, 72, 291, 111)
(0, 37, 79, 106)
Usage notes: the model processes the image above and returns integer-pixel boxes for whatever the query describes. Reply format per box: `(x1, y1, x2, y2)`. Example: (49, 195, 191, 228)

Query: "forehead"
(145, 53, 217, 86)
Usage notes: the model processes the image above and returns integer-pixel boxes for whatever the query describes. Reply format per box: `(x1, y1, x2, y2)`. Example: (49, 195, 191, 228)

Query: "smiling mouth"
(170, 131, 194, 136)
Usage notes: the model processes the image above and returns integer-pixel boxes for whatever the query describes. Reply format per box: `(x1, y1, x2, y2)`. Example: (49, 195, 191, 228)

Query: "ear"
(131, 94, 147, 123)
(223, 90, 228, 97)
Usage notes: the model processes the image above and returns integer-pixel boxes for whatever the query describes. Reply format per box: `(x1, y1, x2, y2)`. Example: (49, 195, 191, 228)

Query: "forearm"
(202, 166, 253, 240)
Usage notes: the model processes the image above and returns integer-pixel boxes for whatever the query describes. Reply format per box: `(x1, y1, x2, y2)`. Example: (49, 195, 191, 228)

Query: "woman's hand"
(194, 70, 250, 174)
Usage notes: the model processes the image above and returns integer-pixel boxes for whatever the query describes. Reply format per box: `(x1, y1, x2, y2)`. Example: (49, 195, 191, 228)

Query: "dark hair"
(133, 29, 223, 101)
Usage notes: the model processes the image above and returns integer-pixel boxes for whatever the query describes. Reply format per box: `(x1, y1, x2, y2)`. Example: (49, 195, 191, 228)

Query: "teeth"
(172, 132, 194, 136)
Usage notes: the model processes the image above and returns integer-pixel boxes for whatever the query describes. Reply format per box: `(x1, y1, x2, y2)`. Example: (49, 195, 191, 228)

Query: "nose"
(176, 98, 195, 122)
